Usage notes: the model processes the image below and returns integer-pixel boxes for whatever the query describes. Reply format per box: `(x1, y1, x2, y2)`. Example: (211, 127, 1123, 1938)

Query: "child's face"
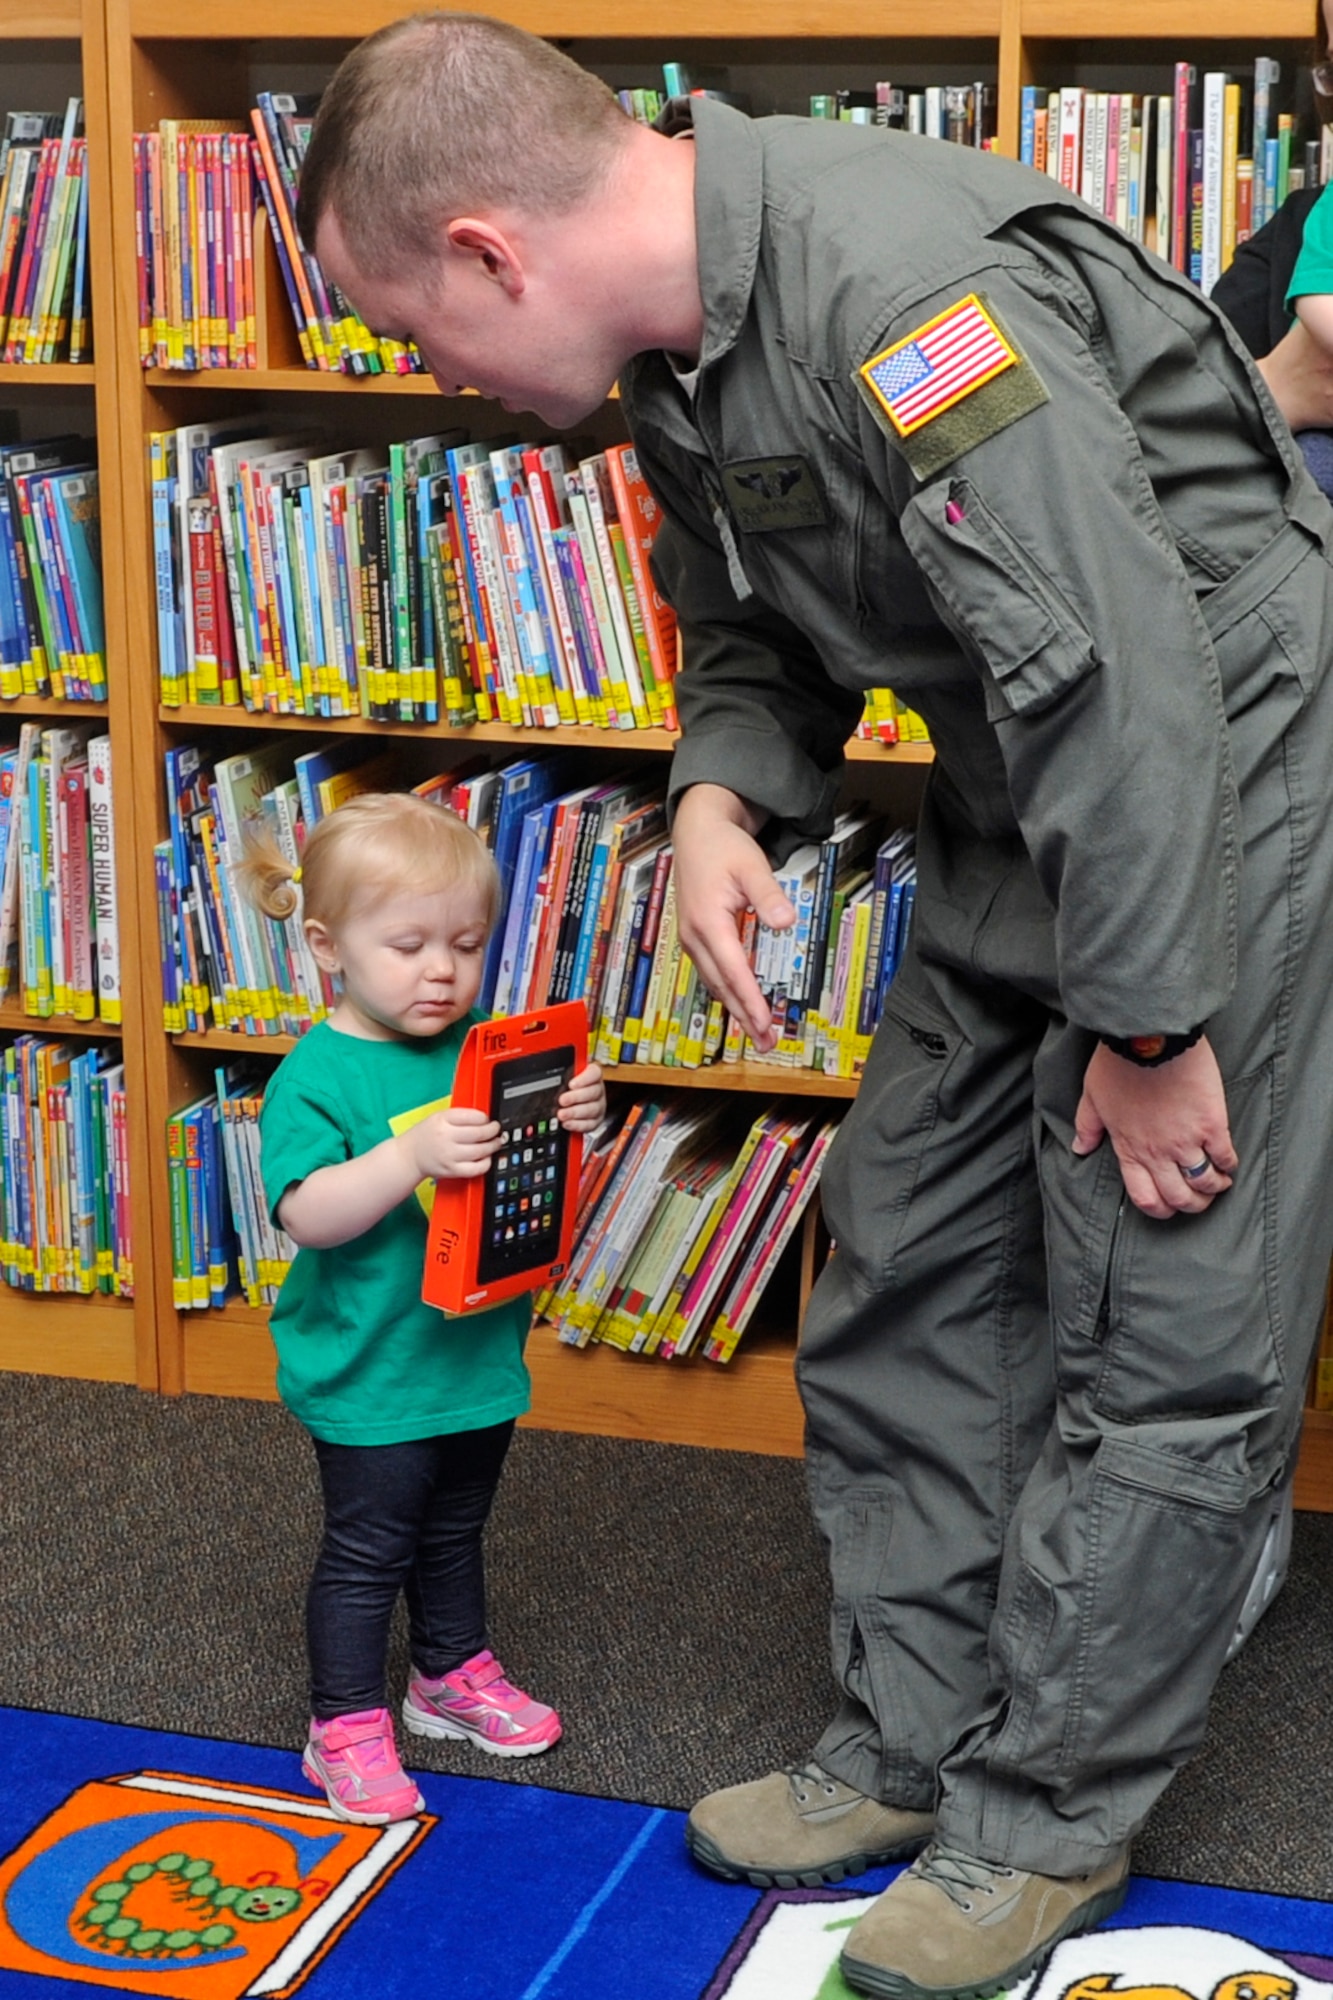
(308, 879, 491, 1040)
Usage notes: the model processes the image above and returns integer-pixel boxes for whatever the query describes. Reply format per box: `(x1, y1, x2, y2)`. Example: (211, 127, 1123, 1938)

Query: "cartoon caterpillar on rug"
(1062, 1975, 1297, 2000)
(76, 1851, 302, 1958)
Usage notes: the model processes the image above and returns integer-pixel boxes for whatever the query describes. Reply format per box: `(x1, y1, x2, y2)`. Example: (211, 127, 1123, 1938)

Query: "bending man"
(299, 21, 1333, 1997)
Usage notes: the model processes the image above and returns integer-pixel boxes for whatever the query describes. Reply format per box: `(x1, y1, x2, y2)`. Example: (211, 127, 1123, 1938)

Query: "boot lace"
(915, 1844, 1017, 1912)
(783, 1761, 844, 1805)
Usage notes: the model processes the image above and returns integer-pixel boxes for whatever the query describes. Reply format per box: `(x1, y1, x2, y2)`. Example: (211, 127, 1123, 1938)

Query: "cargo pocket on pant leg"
(1056, 1444, 1250, 1833)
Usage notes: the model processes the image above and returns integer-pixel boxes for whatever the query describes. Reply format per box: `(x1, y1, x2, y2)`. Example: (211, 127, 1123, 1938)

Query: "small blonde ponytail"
(237, 832, 302, 922)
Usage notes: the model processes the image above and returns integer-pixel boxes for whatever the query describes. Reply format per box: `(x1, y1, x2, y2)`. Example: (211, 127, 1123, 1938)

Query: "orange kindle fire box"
(422, 1002, 587, 1317)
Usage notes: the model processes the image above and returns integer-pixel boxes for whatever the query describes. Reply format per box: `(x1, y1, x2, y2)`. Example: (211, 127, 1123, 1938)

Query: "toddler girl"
(245, 791, 605, 1824)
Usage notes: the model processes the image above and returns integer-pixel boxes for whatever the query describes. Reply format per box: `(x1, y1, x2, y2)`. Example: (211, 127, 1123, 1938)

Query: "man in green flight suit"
(299, 17, 1333, 1996)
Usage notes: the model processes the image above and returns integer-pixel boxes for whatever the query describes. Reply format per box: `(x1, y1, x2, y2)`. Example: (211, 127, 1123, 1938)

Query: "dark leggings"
(306, 1420, 515, 1720)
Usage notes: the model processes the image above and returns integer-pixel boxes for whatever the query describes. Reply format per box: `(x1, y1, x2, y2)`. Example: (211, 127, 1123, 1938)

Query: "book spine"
(167, 1109, 191, 1307)
(1057, 87, 1082, 192)
(1172, 63, 1196, 273)
(1188, 126, 1205, 288)
(1220, 79, 1240, 276)
(249, 109, 325, 368)
(581, 458, 647, 726)
(63, 762, 93, 1019)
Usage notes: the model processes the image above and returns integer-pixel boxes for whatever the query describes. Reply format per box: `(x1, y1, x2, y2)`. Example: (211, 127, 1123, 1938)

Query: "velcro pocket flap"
(900, 476, 1098, 716)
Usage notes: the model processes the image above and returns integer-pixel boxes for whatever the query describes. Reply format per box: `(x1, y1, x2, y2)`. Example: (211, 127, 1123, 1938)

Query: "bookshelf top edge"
(0, 363, 96, 385)
(124, 2, 1311, 38)
(128, 1, 1003, 40)
(1023, 0, 1313, 33)
(0, 3, 81, 37)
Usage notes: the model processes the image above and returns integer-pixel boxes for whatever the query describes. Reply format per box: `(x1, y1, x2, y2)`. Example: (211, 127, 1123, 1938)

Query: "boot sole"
(685, 1820, 932, 1890)
(838, 1874, 1130, 2000)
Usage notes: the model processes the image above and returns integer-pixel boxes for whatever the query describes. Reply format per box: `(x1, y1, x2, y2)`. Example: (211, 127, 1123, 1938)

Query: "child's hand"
(557, 1062, 606, 1134)
(406, 1107, 501, 1181)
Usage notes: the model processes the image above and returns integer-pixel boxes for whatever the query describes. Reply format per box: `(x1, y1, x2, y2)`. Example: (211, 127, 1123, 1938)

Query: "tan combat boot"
(686, 1762, 935, 1888)
(839, 1840, 1131, 1998)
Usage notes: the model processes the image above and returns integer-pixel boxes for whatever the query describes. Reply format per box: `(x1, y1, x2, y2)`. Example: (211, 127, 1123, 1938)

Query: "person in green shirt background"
(246, 789, 605, 1825)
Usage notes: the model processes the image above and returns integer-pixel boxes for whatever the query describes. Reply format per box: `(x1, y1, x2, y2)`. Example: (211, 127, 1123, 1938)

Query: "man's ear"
(445, 217, 526, 296)
(304, 918, 340, 974)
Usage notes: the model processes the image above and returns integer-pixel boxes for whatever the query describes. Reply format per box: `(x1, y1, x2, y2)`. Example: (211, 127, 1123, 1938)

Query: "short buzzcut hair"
(298, 12, 630, 281)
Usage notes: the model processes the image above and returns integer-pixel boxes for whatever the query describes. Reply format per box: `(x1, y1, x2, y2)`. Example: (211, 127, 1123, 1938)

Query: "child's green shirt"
(259, 1016, 531, 1445)
(1288, 181, 1333, 308)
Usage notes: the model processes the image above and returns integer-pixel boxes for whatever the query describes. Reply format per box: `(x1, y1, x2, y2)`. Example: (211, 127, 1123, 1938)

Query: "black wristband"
(1099, 1024, 1206, 1068)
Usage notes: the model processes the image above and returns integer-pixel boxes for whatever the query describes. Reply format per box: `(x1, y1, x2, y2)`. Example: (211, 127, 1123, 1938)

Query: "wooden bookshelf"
(0, 0, 1325, 1507)
(0, 360, 96, 383)
(169, 1025, 863, 1098)
(0, 0, 157, 1391)
(0, 1287, 138, 1382)
(184, 1303, 807, 1454)
(0, 1001, 122, 1036)
(155, 703, 932, 761)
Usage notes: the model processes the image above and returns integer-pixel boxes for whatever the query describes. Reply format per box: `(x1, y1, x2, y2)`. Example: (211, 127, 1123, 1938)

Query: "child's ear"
(304, 918, 340, 974)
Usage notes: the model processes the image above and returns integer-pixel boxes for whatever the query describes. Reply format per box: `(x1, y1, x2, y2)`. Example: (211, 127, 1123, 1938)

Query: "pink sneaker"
(302, 1708, 425, 1823)
(402, 1650, 562, 1758)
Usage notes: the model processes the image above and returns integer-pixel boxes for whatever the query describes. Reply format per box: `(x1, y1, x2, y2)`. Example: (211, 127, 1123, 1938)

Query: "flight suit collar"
(688, 96, 765, 372)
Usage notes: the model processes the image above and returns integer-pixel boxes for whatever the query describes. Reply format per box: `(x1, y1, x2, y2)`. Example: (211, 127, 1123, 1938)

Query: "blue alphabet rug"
(0, 1706, 1330, 1999)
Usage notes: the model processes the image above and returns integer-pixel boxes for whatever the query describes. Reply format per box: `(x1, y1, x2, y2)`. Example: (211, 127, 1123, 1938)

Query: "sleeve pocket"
(900, 476, 1099, 717)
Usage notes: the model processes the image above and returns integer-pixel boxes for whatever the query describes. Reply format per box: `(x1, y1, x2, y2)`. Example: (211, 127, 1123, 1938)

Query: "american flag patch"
(860, 295, 1019, 438)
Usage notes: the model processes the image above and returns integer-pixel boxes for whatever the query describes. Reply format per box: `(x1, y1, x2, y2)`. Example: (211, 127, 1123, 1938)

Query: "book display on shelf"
(814, 80, 998, 144)
(0, 99, 93, 367)
(154, 736, 917, 1082)
(134, 98, 421, 376)
(160, 1027, 827, 1362)
(535, 1091, 840, 1364)
(167, 1063, 295, 1310)
(0, 1033, 131, 1297)
(1020, 56, 1314, 287)
(0, 719, 119, 1025)
(0, 437, 105, 703)
(149, 424, 679, 728)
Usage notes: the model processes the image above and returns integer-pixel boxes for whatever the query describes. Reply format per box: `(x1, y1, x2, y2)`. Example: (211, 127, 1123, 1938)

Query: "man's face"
(315, 209, 617, 426)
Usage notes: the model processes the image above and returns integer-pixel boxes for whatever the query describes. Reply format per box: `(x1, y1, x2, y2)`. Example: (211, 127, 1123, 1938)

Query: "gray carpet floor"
(2, 1371, 1330, 1901)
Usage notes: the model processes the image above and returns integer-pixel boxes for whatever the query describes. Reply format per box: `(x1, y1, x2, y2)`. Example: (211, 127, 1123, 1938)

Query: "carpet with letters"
(1, 1706, 1332, 2000)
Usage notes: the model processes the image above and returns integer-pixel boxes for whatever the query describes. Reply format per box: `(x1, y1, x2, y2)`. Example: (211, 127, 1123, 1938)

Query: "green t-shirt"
(1288, 182, 1333, 307)
(259, 1016, 532, 1445)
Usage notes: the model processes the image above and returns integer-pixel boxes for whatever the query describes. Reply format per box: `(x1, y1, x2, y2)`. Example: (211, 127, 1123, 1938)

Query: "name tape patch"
(859, 295, 1019, 438)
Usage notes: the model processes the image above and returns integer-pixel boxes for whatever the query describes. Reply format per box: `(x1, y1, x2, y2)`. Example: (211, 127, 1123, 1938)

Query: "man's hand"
(1257, 319, 1333, 433)
(1072, 1036, 1238, 1219)
(672, 783, 794, 1056)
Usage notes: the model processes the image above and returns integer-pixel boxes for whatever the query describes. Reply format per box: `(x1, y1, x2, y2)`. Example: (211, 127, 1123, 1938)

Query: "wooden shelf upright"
(0, 0, 156, 1389)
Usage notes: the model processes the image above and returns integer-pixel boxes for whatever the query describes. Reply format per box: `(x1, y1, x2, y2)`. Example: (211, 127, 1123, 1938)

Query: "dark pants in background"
(1298, 429, 1333, 498)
